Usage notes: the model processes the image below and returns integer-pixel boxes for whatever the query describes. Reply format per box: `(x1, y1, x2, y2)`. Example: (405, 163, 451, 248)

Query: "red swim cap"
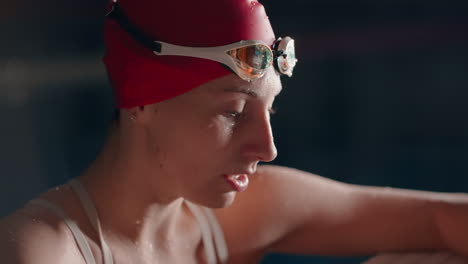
(103, 0, 276, 109)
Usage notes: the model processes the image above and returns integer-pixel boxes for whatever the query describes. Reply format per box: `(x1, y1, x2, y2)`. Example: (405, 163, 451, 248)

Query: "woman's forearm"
(432, 196, 468, 257)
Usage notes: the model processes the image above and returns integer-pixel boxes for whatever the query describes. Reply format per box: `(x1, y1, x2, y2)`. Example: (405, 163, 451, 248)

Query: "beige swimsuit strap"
(201, 207, 228, 263)
(69, 179, 114, 264)
(185, 200, 229, 264)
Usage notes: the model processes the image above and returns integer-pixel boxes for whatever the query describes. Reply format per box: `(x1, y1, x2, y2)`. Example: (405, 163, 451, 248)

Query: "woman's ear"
(127, 104, 160, 125)
(121, 105, 146, 124)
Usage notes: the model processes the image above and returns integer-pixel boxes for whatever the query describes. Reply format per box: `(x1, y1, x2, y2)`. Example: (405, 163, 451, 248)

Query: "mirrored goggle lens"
(226, 44, 273, 79)
(277, 40, 297, 77)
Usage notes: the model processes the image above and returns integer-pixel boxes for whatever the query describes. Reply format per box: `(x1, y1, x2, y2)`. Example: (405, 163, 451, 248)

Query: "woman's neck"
(76, 127, 200, 250)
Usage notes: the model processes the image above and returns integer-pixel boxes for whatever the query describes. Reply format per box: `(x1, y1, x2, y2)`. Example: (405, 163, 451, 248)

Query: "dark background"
(1, 0, 467, 263)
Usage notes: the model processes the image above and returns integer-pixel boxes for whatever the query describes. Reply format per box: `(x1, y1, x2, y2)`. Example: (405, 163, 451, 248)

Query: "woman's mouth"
(224, 174, 249, 192)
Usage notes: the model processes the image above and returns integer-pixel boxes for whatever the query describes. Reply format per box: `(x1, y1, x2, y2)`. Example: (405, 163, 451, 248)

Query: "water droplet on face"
(136, 220, 141, 225)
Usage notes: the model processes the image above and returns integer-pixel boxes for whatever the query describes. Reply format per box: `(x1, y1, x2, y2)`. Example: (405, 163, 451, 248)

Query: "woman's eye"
(224, 111, 243, 119)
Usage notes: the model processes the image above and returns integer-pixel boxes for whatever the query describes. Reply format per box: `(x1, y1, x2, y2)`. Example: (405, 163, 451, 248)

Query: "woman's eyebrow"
(223, 87, 258, 98)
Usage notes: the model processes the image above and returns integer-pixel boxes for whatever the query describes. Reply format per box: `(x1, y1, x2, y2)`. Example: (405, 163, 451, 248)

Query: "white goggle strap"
(153, 40, 269, 81)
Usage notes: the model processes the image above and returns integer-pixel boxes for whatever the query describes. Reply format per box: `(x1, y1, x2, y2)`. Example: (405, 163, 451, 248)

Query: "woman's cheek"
(206, 116, 236, 145)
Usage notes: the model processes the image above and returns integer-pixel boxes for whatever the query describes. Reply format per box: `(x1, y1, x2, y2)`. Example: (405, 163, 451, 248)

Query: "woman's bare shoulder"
(0, 204, 81, 264)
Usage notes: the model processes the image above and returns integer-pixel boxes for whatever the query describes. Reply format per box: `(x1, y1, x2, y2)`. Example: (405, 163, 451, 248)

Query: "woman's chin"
(193, 191, 237, 209)
(216, 191, 237, 208)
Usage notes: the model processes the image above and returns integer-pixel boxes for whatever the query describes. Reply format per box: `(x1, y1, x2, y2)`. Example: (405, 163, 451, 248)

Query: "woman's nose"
(241, 113, 278, 163)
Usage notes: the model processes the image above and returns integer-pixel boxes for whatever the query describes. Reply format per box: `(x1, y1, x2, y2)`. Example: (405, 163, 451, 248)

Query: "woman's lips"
(224, 174, 249, 192)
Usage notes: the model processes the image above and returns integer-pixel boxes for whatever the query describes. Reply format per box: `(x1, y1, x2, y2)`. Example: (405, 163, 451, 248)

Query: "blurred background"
(1, 0, 467, 263)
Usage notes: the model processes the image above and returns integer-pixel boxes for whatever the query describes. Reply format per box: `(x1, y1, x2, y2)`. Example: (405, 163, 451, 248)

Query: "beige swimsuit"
(29, 179, 229, 264)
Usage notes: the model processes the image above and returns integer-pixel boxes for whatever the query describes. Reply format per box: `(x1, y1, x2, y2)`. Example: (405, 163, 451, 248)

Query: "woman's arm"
(216, 165, 468, 258)
(433, 199, 468, 256)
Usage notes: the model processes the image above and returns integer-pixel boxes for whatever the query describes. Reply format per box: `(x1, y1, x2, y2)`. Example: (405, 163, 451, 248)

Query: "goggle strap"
(106, 2, 162, 53)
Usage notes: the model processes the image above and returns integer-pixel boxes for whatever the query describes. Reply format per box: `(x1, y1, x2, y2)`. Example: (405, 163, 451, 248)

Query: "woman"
(1, 0, 468, 263)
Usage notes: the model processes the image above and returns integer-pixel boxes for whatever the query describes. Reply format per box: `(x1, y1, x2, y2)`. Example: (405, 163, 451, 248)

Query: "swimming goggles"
(106, 2, 297, 81)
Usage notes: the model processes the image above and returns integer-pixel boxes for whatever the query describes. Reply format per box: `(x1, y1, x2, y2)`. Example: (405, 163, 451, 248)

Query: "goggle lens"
(276, 38, 297, 77)
(226, 44, 273, 79)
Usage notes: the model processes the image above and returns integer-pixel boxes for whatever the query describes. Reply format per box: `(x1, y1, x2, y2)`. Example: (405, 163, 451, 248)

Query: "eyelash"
(224, 111, 244, 119)
(224, 107, 278, 119)
(269, 107, 278, 115)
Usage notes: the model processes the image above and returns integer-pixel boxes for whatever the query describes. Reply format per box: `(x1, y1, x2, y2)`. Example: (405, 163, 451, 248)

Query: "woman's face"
(140, 68, 282, 208)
